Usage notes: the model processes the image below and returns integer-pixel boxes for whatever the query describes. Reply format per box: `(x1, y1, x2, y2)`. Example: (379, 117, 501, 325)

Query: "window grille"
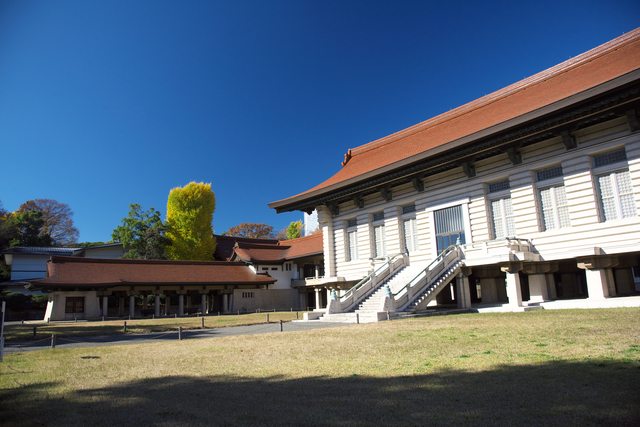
(402, 204, 416, 214)
(539, 185, 570, 230)
(373, 224, 386, 257)
(597, 170, 636, 221)
(347, 218, 357, 228)
(490, 197, 516, 239)
(403, 218, 419, 252)
(242, 292, 254, 298)
(372, 211, 385, 222)
(65, 297, 84, 314)
(593, 149, 627, 168)
(536, 165, 563, 182)
(347, 230, 358, 261)
(434, 205, 464, 234)
(488, 179, 510, 194)
(434, 205, 465, 253)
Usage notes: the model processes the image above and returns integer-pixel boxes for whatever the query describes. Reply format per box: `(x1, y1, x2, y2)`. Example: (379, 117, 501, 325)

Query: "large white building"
(270, 30, 640, 321)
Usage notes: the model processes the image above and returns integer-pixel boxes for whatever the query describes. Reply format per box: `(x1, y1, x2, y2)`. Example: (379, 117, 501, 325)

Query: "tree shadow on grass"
(1, 359, 639, 426)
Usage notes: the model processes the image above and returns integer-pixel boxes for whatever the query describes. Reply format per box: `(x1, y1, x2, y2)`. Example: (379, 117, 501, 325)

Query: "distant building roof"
(1, 246, 82, 256)
(230, 233, 323, 264)
(214, 234, 279, 261)
(28, 256, 276, 291)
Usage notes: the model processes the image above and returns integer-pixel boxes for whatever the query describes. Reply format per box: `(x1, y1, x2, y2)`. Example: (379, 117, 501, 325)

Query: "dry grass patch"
(1, 308, 639, 426)
(2, 311, 306, 341)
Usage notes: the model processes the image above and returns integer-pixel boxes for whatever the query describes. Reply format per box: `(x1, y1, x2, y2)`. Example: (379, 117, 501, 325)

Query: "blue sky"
(1, 0, 638, 243)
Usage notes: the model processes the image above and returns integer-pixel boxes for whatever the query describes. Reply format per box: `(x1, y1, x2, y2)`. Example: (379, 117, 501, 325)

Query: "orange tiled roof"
(231, 233, 324, 263)
(271, 28, 640, 207)
(215, 234, 279, 261)
(280, 233, 323, 259)
(30, 256, 276, 286)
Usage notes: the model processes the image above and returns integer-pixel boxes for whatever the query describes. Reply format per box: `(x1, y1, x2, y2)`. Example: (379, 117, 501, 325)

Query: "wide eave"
(269, 29, 640, 214)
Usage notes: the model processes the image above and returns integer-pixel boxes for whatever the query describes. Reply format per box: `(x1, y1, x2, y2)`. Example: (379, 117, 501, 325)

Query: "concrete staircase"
(396, 261, 463, 315)
(318, 263, 426, 323)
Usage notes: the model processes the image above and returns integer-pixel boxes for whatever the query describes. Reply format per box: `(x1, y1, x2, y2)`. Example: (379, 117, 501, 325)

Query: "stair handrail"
(392, 245, 460, 298)
(340, 252, 405, 301)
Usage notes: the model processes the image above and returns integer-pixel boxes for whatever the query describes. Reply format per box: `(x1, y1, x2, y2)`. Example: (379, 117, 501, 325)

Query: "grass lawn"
(1, 308, 639, 426)
(2, 311, 306, 342)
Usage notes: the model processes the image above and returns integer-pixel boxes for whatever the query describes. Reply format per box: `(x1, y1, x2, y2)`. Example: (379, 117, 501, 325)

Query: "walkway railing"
(393, 245, 461, 311)
(334, 252, 406, 313)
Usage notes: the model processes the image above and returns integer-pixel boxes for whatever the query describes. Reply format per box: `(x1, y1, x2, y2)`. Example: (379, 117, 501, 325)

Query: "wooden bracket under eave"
(411, 177, 425, 192)
(380, 186, 392, 201)
(504, 147, 522, 165)
(557, 130, 577, 150)
(626, 109, 640, 132)
(327, 203, 339, 216)
(461, 162, 476, 178)
(353, 195, 364, 209)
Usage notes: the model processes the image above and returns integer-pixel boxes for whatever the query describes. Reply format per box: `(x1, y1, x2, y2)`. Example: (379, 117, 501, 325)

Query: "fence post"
(51, 334, 56, 349)
(201, 318, 204, 329)
(280, 319, 283, 332)
(123, 321, 127, 333)
(356, 314, 359, 324)
(33, 327, 37, 337)
(178, 326, 182, 340)
(386, 311, 390, 320)
(296, 311, 298, 320)
(267, 314, 269, 323)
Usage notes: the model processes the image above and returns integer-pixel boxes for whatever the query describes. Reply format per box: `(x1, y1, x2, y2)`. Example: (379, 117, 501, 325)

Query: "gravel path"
(1, 321, 349, 354)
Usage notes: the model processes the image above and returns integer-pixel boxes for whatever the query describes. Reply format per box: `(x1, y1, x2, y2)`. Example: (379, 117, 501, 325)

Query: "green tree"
(225, 222, 275, 239)
(286, 220, 303, 240)
(166, 182, 216, 260)
(5, 211, 53, 247)
(17, 199, 79, 246)
(111, 204, 171, 260)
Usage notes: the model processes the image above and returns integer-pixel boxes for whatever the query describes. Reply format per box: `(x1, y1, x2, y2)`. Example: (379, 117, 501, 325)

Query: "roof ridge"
(346, 28, 640, 160)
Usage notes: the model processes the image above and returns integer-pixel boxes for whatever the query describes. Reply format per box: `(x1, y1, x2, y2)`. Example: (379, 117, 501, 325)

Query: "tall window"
(597, 170, 635, 220)
(434, 205, 465, 253)
(490, 198, 516, 239)
(488, 179, 515, 239)
(65, 297, 84, 314)
(372, 211, 386, 257)
(593, 149, 637, 221)
(536, 165, 570, 231)
(539, 185, 570, 230)
(346, 218, 358, 261)
(403, 218, 418, 252)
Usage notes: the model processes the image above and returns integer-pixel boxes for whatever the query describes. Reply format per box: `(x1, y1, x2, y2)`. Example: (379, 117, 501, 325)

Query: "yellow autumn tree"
(166, 182, 216, 260)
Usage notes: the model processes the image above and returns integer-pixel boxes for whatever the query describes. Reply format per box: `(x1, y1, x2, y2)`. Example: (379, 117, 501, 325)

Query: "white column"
(178, 294, 184, 316)
(315, 288, 321, 309)
(155, 295, 160, 317)
(201, 294, 207, 315)
(578, 257, 618, 301)
(585, 269, 613, 300)
(504, 272, 522, 308)
(228, 293, 234, 313)
(456, 274, 471, 309)
(315, 264, 319, 279)
(318, 206, 336, 277)
(129, 295, 135, 318)
(102, 296, 108, 318)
